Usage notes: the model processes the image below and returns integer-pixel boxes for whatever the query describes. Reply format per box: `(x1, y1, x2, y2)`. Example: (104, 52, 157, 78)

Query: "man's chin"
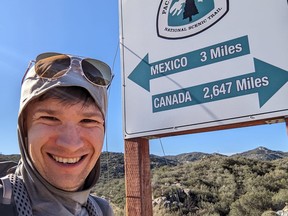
(44, 174, 86, 191)
(53, 181, 84, 192)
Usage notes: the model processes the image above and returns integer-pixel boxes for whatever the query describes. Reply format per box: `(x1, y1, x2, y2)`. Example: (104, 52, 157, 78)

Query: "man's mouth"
(51, 155, 82, 164)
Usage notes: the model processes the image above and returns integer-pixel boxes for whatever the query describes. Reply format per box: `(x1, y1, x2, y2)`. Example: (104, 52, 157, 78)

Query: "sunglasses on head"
(22, 52, 113, 87)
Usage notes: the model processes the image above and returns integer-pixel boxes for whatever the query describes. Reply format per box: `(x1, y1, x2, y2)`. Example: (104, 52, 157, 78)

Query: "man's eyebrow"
(33, 108, 59, 115)
(32, 106, 103, 118)
(81, 111, 103, 118)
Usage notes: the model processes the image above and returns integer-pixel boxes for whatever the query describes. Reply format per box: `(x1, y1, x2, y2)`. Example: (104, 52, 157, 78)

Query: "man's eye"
(81, 119, 104, 126)
(81, 119, 97, 123)
(41, 116, 59, 121)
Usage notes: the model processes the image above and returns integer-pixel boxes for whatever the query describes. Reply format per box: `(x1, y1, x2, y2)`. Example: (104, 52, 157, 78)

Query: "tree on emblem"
(183, 0, 199, 22)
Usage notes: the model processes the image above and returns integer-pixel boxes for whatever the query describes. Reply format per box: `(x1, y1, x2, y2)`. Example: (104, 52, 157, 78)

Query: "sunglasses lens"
(35, 53, 70, 79)
(33, 52, 112, 87)
(81, 59, 112, 86)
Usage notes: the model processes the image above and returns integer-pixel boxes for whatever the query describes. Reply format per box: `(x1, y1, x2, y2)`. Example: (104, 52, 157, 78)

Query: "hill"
(164, 152, 212, 163)
(232, 146, 288, 161)
(2, 146, 287, 168)
(0, 154, 20, 162)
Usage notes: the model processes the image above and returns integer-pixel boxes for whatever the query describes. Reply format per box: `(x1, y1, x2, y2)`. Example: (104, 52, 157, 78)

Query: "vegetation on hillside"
(94, 154, 288, 216)
(151, 156, 288, 216)
(2, 148, 288, 215)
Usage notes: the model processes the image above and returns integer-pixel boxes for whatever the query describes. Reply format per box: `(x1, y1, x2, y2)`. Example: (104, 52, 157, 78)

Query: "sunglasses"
(22, 52, 113, 87)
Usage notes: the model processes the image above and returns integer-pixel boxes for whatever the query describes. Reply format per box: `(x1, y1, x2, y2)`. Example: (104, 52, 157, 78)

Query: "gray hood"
(16, 62, 108, 215)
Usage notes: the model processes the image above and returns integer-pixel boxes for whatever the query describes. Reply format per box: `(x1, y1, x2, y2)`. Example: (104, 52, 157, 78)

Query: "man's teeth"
(52, 155, 81, 164)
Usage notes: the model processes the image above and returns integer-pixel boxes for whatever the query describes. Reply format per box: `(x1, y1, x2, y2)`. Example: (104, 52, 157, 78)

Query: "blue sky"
(0, 0, 287, 156)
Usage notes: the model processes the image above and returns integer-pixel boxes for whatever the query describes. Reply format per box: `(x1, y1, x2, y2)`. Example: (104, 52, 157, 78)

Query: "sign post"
(119, 0, 288, 215)
(124, 138, 152, 216)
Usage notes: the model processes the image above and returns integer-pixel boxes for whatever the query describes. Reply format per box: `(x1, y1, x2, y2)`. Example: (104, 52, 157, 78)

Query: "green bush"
(272, 189, 288, 210)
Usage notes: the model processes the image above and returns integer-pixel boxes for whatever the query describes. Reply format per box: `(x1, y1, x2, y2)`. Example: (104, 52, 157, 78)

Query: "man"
(0, 52, 114, 215)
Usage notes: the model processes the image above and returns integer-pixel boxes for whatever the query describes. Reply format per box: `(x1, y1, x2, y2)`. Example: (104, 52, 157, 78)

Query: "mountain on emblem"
(157, 0, 229, 39)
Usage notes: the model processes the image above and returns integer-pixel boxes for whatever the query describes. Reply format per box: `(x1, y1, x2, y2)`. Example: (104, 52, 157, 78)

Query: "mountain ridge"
(1, 146, 287, 164)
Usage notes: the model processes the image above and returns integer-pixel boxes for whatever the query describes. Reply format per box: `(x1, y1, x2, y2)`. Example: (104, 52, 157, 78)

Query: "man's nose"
(56, 123, 83, 150)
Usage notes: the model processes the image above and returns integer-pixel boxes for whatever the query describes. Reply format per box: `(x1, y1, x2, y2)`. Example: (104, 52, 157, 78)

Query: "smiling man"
(0, 52, 114, 215)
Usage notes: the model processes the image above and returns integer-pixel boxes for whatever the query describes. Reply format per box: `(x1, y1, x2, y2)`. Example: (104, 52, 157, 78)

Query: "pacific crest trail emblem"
(157, 0, 229, 39)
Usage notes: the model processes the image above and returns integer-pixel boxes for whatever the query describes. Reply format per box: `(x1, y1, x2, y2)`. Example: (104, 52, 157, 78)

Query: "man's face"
(25, 97, 104, 191)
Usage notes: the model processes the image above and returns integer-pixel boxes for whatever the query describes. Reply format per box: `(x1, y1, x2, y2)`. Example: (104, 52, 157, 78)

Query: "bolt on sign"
(119, 0, 288, 139)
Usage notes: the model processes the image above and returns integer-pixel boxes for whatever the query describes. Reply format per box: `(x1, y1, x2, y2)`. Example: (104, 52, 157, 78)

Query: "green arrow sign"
(128, 35, 250, 92)
(152, 58, 288, 113)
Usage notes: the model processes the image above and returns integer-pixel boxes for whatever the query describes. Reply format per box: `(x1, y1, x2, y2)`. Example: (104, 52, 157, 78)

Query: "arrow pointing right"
(152, 58, 288, 112)
(256, 58, 288, 107)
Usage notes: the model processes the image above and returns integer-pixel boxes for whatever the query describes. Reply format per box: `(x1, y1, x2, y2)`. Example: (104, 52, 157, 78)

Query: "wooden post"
(124, 138, 153, 216)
